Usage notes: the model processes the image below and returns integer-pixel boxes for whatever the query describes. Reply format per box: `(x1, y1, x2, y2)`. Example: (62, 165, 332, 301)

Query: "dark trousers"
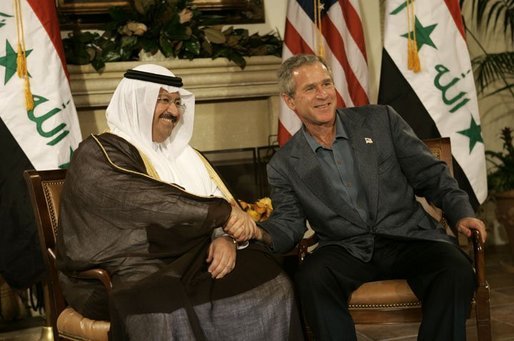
(295, 236, 475, 341)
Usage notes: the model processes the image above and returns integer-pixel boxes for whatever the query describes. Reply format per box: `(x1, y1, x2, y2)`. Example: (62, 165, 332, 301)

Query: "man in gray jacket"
(224, 54, 487, 341)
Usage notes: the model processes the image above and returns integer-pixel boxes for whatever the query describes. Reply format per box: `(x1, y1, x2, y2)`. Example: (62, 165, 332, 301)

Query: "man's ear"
(281, 93, 296, 111)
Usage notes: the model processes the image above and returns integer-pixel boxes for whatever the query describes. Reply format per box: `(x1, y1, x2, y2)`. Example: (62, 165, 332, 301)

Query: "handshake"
(223, 199, 269, 242)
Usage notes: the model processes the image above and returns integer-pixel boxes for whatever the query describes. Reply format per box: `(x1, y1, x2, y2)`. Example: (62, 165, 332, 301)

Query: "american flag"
(278, 0, 370, 146)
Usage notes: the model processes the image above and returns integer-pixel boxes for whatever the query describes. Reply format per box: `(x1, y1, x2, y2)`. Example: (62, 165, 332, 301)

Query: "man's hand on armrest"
(456, 217, 487, 244)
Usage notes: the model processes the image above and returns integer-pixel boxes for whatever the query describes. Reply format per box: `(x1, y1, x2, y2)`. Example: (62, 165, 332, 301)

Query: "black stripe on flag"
(0, 118, 45, 289)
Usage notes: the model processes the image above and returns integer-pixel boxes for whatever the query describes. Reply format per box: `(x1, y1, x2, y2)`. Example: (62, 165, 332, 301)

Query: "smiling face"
(282, 62, 337, 129)
(152, 88, 183, 143)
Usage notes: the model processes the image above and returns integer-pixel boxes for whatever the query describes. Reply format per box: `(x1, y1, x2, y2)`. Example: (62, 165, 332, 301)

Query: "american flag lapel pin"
(365, 137, 373, 144)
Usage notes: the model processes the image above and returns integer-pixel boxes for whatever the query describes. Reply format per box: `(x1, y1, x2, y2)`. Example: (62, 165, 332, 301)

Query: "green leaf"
(91, 58, 106, 72)
(203, 27, 226, 44)
(159, 35, 175, 58)
(183, 40, 201, 56)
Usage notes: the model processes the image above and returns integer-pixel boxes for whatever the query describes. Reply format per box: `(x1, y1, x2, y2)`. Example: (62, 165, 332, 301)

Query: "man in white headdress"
(56, 64, 303, 340)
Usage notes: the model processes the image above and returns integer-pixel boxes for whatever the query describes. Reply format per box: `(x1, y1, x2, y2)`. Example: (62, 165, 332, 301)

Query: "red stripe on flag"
(340, 0, 367, 60)
(444, 0, 466, 39)
(26, 0, 69, 79)
(278, 121, 293, 146)
(284, 19, 314, 55)
(322, 16, 368, 106)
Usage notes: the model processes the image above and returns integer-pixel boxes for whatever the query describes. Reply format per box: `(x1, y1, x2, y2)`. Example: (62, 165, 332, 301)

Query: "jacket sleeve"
(385, 105, 475, 227)
(258, 159, 308, 253)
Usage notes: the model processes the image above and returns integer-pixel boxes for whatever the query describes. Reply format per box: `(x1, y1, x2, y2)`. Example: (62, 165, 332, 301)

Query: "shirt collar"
(302, 115, 348, 152)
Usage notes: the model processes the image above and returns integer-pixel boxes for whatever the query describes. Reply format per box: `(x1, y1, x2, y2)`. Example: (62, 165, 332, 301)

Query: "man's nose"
(316, 86, 328, 97)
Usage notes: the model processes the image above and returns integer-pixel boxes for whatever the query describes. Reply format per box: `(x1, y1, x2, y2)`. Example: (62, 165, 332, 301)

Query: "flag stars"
(457, 115, 483, 153)
(401, 18, 437, 51)
(0, 40, 33, 84)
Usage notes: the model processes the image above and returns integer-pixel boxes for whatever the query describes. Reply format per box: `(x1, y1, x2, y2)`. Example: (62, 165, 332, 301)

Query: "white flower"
(127, 22, 148, 36)
(179, 9, 193, 24)
(119, 22, 148, 36)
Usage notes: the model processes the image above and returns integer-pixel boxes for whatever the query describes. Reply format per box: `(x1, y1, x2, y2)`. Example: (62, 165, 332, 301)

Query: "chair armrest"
(70, 269, 113, 294)
(297, 234, 319, 263)
(470, 229, 486, 287)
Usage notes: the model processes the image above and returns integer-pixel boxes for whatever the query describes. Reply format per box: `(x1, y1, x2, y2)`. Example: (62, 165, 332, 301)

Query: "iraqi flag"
(279, 0, 369, 146)
(378, 0, 487, 209)
(0, 0, 81, 288)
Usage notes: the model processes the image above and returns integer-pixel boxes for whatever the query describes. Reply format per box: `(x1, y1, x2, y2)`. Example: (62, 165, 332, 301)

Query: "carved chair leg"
(474, 285, 492, 341)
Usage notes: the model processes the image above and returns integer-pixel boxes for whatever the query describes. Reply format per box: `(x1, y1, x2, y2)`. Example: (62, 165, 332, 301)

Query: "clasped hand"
(223, 200, 258, 242)
(206, 201, 258, 280)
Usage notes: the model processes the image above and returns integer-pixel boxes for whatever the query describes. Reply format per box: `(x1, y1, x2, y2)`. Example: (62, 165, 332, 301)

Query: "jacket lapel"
(289, 127, 367, 228)
(340, 109, 378, 226)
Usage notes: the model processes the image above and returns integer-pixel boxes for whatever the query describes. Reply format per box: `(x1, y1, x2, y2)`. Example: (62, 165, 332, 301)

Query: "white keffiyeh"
(106, 64, 222, 197)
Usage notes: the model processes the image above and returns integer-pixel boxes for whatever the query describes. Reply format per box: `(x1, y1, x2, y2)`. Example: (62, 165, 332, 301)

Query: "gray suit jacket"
(260, 105, 474, 261)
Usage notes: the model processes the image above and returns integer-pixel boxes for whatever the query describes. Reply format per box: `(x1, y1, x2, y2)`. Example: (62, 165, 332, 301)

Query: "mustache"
(160, 111, 179, 123)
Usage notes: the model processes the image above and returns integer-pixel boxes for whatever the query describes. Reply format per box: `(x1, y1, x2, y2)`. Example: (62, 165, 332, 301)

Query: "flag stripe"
(279, 0, 369, 146)
(322, 16, 368, 106)
(444, 0, 466, 38)
(26, 0, 68, 78)
(339, 0, 367, 58)
(284, 19, 314, 55)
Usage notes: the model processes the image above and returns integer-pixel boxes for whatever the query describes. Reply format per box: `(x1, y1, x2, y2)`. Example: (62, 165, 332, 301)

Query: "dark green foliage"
(460, 0, 514, 97)
(486, 127, 514, 192)
(61, 0, 282, 72)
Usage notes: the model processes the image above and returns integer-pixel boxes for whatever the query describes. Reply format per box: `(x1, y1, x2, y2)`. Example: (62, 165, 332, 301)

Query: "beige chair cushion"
(349, 280, 420, 308)
(57, 307, 110, 341)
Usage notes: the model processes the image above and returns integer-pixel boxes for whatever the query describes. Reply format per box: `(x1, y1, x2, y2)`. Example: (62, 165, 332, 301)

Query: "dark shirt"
(302, 116, 369, 223)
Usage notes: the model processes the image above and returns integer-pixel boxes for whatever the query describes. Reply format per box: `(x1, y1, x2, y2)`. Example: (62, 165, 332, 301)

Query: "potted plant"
(486, 127, 514, 261)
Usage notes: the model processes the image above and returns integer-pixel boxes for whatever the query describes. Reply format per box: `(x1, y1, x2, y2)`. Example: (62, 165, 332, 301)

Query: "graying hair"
(277, 54, 333, 97)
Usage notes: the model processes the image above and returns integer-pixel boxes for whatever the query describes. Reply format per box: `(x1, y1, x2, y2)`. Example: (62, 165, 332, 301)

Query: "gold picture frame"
(57, 0, 265, 28)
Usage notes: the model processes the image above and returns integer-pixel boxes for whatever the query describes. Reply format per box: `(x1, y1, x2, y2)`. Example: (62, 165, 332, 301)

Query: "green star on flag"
(0, 40, 32, 84)
(458, 115, 483, 153)
(401, 18, 437, 51)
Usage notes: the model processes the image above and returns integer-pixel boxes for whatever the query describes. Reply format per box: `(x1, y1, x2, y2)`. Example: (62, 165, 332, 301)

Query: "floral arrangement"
(486, 127, 514, 193)
(239, 197, 273, 222)
(61, 0, 282, 71)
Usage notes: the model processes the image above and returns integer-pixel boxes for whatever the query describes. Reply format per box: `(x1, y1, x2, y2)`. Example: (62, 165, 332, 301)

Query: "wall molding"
(68, 55, 282, 109)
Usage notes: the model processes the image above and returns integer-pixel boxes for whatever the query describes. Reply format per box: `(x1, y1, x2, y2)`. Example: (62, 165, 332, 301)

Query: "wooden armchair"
(296, 138, 492, 340)
(24, 169, 111, 341)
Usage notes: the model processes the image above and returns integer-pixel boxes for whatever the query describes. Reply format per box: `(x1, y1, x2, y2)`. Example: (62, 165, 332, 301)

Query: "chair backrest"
(423, 137, 453, 175)
(416, 137, 464, 241)
(24, 169, 67, 339)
